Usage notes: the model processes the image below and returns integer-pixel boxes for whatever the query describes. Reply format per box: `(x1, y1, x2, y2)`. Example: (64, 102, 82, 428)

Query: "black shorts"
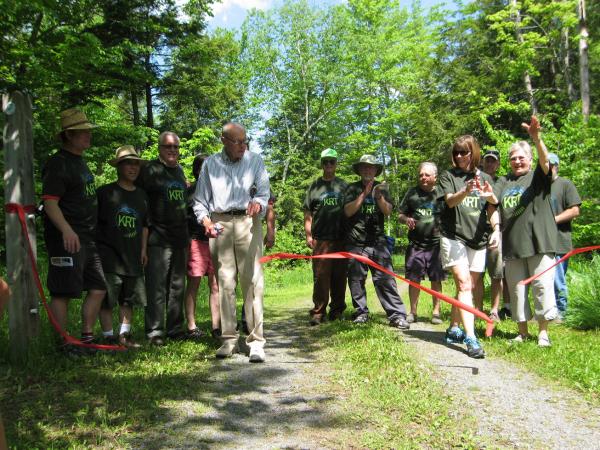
(405, 244, 446, 282)
(46, 239, 107, 298)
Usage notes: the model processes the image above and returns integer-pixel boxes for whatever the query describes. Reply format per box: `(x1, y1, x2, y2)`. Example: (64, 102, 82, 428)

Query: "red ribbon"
(4, 203, 125, 351)
(260, 251, 496, 337)
(518, 245, 600, 285)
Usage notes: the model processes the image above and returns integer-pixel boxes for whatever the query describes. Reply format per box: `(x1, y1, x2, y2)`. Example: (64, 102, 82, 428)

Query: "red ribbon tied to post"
(260, 251, 496, 337)
(4, 202, 125, 351)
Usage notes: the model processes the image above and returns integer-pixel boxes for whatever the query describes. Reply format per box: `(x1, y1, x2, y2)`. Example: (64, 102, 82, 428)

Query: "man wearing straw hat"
(96, 146, 149, 348)
(41, 108, 107, 354)
(344, 154, 410, 330)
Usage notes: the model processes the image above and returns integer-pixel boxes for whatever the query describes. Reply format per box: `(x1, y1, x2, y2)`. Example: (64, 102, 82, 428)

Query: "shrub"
(565, 254, 600, 330)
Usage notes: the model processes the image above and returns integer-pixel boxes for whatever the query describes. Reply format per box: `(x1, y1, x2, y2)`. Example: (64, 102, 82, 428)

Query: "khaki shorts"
(440, 237, 486, 273)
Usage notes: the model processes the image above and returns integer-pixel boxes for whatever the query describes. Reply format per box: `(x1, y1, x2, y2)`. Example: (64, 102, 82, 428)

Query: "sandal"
(538, 336, 552, 347)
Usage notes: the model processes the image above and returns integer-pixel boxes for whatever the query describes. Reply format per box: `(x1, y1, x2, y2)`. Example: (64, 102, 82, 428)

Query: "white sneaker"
(216, 341, 239, 358)
(249, 346, 265, 363)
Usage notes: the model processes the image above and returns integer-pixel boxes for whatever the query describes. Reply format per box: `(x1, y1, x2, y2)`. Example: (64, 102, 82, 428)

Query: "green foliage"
(565, 254, 600, 330)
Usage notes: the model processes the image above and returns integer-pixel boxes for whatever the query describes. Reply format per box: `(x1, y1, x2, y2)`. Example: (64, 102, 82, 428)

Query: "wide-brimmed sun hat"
(109, 145, 144, 167)
(352, 154, 383, 177)
(58, 108, 97, 133)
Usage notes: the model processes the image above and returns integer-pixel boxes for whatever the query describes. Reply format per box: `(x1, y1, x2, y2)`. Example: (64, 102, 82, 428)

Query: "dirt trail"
(132, 301, 600, 449)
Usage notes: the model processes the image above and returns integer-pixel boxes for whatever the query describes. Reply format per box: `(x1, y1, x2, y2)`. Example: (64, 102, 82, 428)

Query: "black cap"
(483, 150, 500, 161)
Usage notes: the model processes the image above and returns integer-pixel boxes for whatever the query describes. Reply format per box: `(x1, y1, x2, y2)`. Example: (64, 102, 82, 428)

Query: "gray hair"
(222, 122, 246, 137)
(418, 161, 438, 176)
(509, 141, 532, 160)
(158, 131, 179, 145)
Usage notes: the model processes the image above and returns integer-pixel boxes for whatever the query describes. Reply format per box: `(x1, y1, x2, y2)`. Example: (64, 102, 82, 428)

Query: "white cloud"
(211, 0, 273, 17)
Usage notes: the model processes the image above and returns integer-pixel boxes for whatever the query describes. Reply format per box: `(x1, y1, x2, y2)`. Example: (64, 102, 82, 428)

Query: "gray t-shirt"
(550, 176, 581, 254)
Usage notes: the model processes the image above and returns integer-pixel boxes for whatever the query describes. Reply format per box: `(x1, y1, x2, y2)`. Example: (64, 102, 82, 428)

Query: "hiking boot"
(431, 314, 443, 325)
(185, 327, 204, 341)
(445, 327, 466, 345)
(119, 332, 141, 349)
(498, 307, 512, 320)
(406, 313, 416, 323)
(464, 336, 485, 359)
(390, 317, 410, 330)
(352, 313, 369, 324)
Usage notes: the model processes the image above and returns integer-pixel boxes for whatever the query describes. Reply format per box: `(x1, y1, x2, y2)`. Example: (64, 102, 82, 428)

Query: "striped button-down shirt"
(193, 149, 270, 223)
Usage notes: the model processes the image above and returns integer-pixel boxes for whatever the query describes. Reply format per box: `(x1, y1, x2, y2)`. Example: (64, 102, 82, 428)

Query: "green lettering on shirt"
(322, 197, 338, 206)
(85, 183, 96, 197)
(461, 196, 480, 209)
(362, 204, 376, 214)
(168, 189, 185, 202)
(118, 214, 137, 229)
(502, 193, 521, 209)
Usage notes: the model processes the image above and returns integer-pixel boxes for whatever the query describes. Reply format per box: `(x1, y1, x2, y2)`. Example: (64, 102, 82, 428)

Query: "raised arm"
(522, 115, 550, 175)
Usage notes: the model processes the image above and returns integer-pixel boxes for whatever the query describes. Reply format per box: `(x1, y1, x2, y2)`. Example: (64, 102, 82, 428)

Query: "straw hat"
(352, 154, 383, 177)
(109, 145, 144, 167)
(58, 108, 97, 133)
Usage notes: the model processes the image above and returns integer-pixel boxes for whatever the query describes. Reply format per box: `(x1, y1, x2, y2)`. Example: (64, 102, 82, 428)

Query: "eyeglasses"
(322, 159, 337, 165)
(223, 135, 250, 146)
(453, 150, 471, 157)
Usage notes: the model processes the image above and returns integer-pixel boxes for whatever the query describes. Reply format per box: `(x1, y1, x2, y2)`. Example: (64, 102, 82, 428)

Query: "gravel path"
(133, 307, 346, 450)
(402, 320, 600, 450)
(133, 301, 600, 449)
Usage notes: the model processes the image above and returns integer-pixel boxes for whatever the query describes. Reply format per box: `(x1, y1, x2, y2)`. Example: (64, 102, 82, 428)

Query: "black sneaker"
(211, 328, 222, 339)
(390, 317, 410, 330)
(498, 307, 512, 320)
(185, 327, 204, 341)
(309, 316, 324, 326)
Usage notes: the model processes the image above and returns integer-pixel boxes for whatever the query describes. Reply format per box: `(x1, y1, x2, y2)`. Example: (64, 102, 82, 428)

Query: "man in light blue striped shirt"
(193, 122, 270, 362)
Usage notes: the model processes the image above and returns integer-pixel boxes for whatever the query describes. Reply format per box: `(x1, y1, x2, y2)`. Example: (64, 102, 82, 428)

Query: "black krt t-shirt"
(42, 149, 98, 243)
(344, 181, 392, 246)
(135, 160, 189, 248)
(398, 186, 444, 249)
(96, 183, 149, 276)
(303, 177, 349, 241)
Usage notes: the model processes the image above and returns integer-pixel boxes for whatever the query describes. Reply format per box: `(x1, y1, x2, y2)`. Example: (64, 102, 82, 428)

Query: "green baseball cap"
(320, 148, 338, 160)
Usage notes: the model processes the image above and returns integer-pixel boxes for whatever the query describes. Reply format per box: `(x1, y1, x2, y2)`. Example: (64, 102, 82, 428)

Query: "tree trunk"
(145, 82, 154, 128)
(131, 88, 140, 126)
(578, 0, 590, 121)
(3, 91, 39, 364)
(562, 28, 576, 102)
(512, 0, 537, 114)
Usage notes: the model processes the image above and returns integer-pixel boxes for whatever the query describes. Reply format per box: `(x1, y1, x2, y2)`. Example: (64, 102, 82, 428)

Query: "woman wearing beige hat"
(41, 108, 107, 355)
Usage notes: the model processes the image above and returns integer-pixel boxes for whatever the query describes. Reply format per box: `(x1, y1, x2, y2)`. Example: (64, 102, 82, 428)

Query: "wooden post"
(3, 91, 39, 363)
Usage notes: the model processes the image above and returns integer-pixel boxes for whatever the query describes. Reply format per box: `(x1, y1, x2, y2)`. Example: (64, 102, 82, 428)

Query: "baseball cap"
(483, 150, 500, 161)
(320, 148, 338, 160)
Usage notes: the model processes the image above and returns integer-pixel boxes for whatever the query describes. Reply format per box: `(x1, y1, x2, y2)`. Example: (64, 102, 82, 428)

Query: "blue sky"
(207, 0, 451, 31)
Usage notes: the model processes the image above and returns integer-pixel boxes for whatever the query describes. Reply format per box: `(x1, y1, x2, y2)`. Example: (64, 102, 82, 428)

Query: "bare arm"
(522, 115, 550, 175)
(264, 204, 276, 248)
(398, 213, 416, 230)
(487, 204, 500, 248)
(304, 210, 314, 249)
(43, 199, 80, 253)
(555, 205, 580, 225)
(344, 181, 372, 217)
(444, 187, 470, 209)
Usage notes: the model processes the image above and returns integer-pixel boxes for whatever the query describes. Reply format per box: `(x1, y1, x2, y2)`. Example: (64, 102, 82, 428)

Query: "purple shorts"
(405, 244, 447, 282)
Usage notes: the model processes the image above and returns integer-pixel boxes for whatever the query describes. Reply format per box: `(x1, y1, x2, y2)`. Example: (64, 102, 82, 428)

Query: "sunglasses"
(322, 159, 337, 165)
(453, 150, 471, 156)
(223, 135, 250, 146)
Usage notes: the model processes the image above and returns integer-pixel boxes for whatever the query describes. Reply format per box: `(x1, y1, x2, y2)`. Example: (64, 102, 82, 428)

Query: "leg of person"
(236, 215, 265, 362)
(498, 275, 512, 320)
(100, 272, 124, 344)
(528, 254, 558, 346)
(184, 239, 202, 333)
(328, 240, 348, 321)
(210, 214, 240, 357)
(80, 243, 107, 343)
(489, 278, 502, 320)
(487, 244, 503, 320)
(184, 276, 201, 332)
(50, 297, 70, 336)
(0, 277, 9, 317)
(144, 245, 169, 344)
(553, 255, 568, 318)
(309, 239, 333, 325)
(371, 242, 408, 328)
(505, 258, 533, 340)
(440, 237, 470, 347)
(473, 274, 484, 311)
(346, 244, 370, 323)
(404, 244, 424, 322)
(118, 275, 145, 348)
(430, 281, 443, 324)
(208, 271, 221, 336)
(427, 245, 445, 324)
(166, 246, 187, 339)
